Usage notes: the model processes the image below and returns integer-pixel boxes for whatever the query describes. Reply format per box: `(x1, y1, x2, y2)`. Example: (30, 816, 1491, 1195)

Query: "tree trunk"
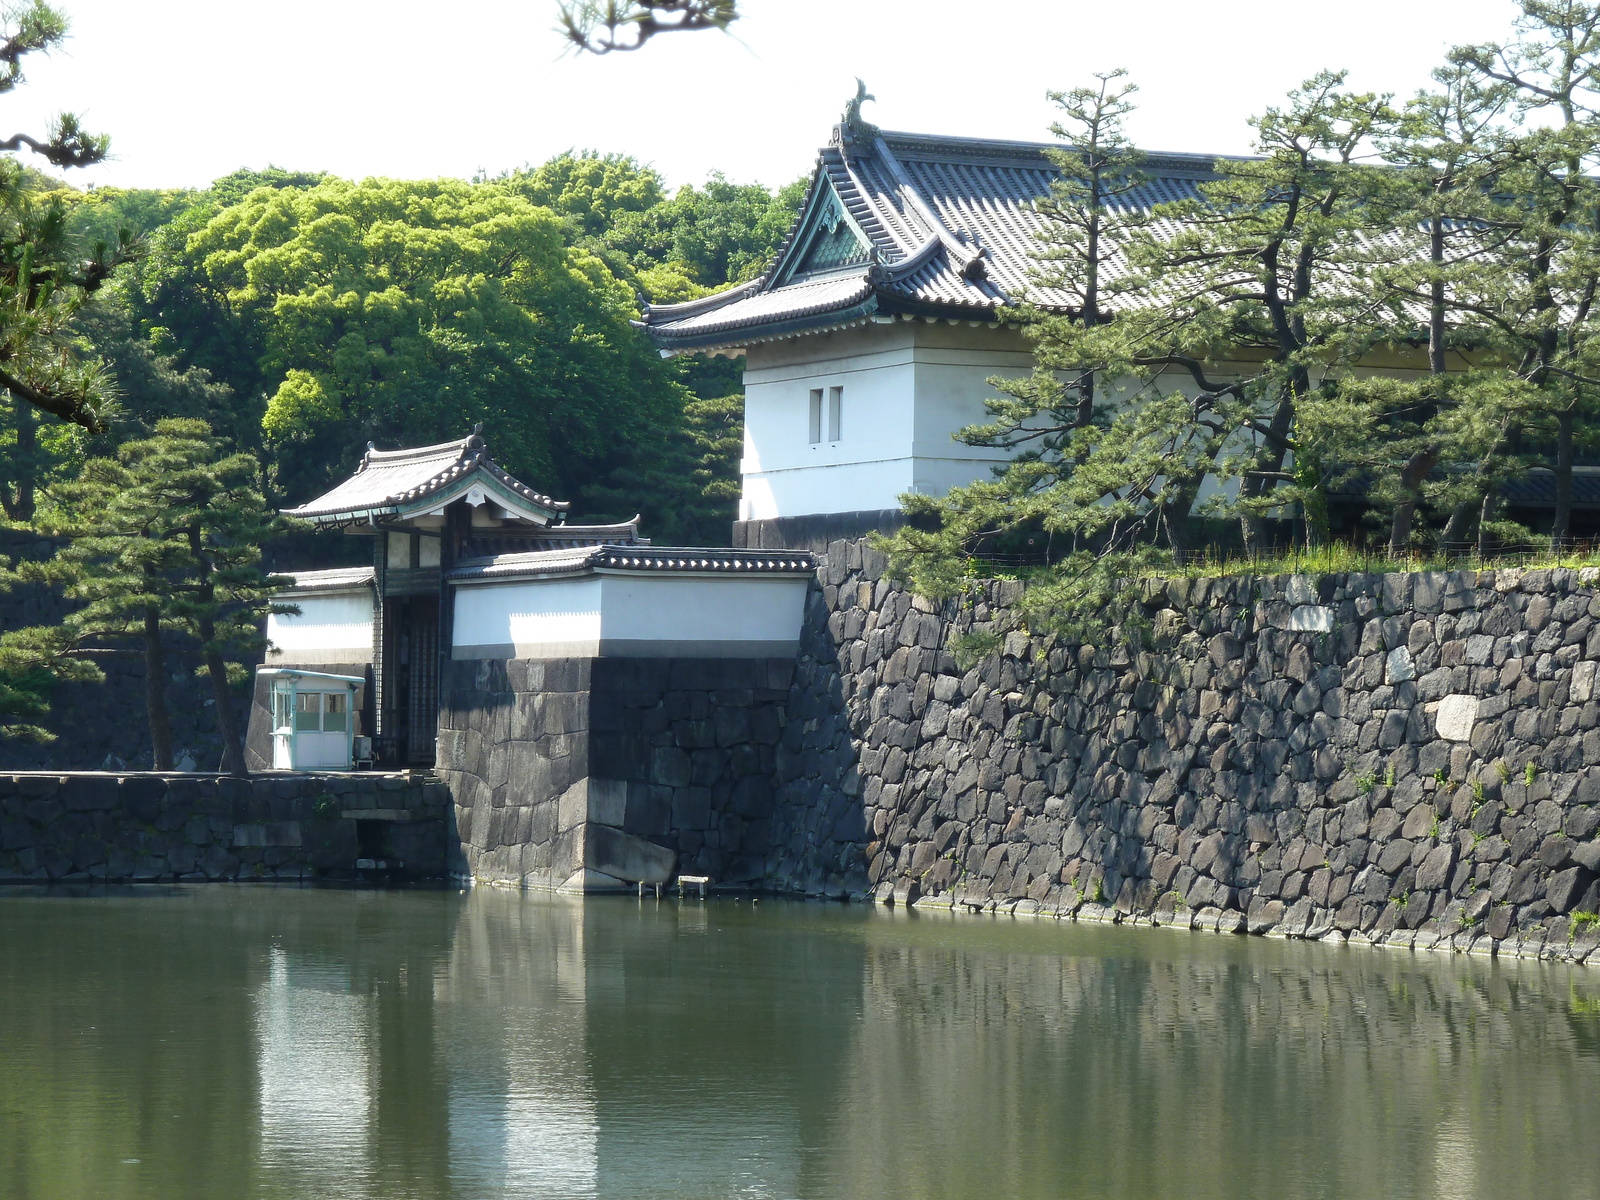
(1440, 497, 1478, 550)
(1162, 478, 1204, 559)
(1553, 408, 1575, 545)
(1162, 505, 1189, 559)
(1476, 487, 1497, 558)
(1, 394, 37, 521)
(1395, 213, 1445, 556)
(1238, 389, 1298, 556)
(1389, 448, 1439, 554)
(142, 606, 174, 771)
(1443, 443, 1505, 556)
(201, 640, 247, 777)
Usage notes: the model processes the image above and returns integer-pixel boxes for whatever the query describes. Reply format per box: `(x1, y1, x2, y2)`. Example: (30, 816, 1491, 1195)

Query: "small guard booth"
(260, 668, 365, 770)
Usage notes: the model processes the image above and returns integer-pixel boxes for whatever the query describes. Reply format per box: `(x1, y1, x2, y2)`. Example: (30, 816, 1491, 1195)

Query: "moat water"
(1, 885, 1598, 1200)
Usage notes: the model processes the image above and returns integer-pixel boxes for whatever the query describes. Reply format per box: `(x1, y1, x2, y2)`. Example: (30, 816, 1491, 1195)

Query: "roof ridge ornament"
(836, 79, 878, 157)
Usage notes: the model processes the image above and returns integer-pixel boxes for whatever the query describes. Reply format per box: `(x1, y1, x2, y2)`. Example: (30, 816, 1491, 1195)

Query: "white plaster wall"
(598, 575, 808, 656)
(741, 323, 1035, 519)
(267, 591, 374, 663)
(741, 324, 917, 520)
(740, 325, 1447, 522)
(453, 577, 604, 658)
(908, 339, 1033, 494)
(451, 574, 808, 658)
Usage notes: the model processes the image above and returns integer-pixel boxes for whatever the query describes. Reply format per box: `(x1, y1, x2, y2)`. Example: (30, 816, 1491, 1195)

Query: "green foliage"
(105, 155, 801, 541)
(1527, 761, 1540, 786)
(6, 419, 289, 769)
(677, 390, 743, 530)
(609, 173, 808, 291)
(949, 628, 1003, 671)
(884, 71, 1405, 632)
(885, 7, 1600, 622)
(76, 297, 237, 440)
(0, 625, 98, 742)
(203, 167, 329, 210)
(156, 176, 683, 518)
(503, 150, 664, 239)
(0, 3, 135, 437)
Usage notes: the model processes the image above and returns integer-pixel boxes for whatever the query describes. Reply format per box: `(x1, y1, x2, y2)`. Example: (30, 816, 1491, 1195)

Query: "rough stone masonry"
(763, 541, 1600, 964)
(436, 656, 793, 891)
(0, 771, 450, 882)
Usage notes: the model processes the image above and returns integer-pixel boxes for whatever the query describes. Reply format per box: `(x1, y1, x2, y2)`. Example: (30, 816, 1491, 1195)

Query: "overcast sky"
(6, 0, 1532, 193)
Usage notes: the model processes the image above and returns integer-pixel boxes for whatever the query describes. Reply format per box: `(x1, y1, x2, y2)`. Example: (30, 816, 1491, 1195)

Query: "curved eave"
(643, 293, 881, 355)
(284, 470, 567, 527)
(875, 292, 1008, 322)
(277, 566, 378, 596)
(391, 475, 565, 523)
(448, 545, 816, 583)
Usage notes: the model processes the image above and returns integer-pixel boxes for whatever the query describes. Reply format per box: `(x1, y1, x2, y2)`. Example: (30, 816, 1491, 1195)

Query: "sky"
(2, 0, 1536, 194)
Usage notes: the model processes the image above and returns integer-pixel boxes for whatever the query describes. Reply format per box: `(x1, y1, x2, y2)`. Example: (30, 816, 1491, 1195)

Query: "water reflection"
(257, 948, 374, 1194)
(1, 886, 1599, 1200)
(440, 892, 597, 1199)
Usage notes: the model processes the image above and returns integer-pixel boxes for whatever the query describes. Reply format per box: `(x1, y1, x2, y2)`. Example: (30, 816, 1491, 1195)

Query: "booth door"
(271, 685, 295, 769)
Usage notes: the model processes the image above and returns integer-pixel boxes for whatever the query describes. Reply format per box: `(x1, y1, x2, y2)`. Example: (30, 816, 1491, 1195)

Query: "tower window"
(809, 386, 843, 445)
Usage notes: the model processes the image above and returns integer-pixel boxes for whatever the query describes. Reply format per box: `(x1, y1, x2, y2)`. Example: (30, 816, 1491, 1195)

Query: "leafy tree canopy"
(608, 172, 808, 291)
(502, 150, 665, 238)
(160, 175, 689, 524)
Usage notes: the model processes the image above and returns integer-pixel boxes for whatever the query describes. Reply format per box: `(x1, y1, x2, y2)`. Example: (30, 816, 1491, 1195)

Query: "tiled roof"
(278, 566, 376, 594)
(284, 434, 568, 523)
(639, 126, 1227, 352)
(447, 545, 817, 582)
(1500, 469, 1600, 509)
(638, 275, 875, 345)
(467, 518, 651, 555)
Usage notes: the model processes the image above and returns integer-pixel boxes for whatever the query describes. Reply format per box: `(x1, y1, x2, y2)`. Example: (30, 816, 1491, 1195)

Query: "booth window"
(294, 691, 348, 733)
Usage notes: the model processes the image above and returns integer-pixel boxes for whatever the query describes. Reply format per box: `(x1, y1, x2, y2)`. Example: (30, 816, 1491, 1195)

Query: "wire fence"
(964, 538, 1600, 574)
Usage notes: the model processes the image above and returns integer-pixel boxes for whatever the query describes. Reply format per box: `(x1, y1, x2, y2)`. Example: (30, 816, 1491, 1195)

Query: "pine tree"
(5, 420, 289, 772)
(1363, 65, 1513, 552)
(558, 0, 735, 54)
(0, 3, 135, 435)
(1450, 2, 1600, 545)
(885, 73, 1402, 630)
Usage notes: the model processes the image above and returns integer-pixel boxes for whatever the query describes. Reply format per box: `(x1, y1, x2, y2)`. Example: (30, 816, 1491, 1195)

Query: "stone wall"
(0, 771, 451, 882)
(765, 540, 1600, 963)
(0, 530, 250, 772)
(436, 656, 793, 891)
